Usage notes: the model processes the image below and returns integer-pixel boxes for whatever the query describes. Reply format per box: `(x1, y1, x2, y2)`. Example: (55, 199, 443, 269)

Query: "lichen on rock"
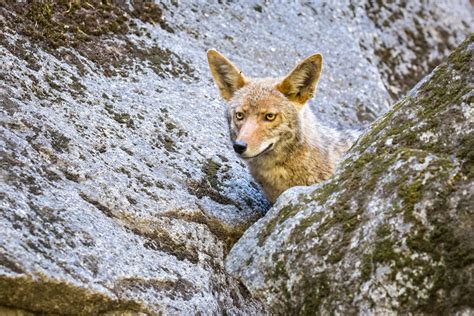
(226, 35, 474, 315)
(1, 0, 473, 314)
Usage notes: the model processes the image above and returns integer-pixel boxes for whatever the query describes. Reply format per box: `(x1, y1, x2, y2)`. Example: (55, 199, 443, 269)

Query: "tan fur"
(207, 50, 359, 203)
(207, 50, 246, 100)
(277, 53, 322, 105)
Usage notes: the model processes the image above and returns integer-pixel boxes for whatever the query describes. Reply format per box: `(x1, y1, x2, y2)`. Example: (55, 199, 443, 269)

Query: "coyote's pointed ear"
(276, 53, 323, 105)
(207, 49, 246, 101)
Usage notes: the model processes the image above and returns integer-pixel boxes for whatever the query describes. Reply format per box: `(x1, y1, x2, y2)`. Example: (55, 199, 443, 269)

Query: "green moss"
(357, 224, 400, 283)
(7, 1, 172, 49)
(277, 204, 300, 224)
(372, 238, 397, 263)
(457, 132, 474, 178)
(0, 275, 145, 315)
(406, 227, 432, 254)
(399, 179, 423, 223)
(360, 253, 373, 281)
(274, 261, 287, 278)
(309, 180, 339, 204)
(447, 33, 474, 72)
(403, 216, 474, 313)
(327, 249, 344, 264)
(3, 2, 195, 79)
(257, 217, 279, 247)
(130, 1, 174, 33)
(267, 260, 292, 303)
(258, 192, 325, 246)
(339, 209, 362, 233)
(375, 223, 391, 238)
(299, 272, 330, 315)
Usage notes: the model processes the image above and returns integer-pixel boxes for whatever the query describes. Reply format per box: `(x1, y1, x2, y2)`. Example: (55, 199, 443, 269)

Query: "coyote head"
(207, 50, 323, 161)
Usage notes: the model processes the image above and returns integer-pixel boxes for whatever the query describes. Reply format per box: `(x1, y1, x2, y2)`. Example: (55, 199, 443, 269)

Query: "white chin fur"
(241, 140, 276, 159)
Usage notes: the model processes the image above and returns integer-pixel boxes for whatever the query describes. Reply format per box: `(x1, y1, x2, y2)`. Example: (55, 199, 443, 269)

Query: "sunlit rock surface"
(1, 1, 472, 314)
(227, 35, 474, 314)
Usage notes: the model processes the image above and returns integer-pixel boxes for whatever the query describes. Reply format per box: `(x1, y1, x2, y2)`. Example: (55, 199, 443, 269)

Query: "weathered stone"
(1, 1, 472, 314)
(227, 35, 474, 314)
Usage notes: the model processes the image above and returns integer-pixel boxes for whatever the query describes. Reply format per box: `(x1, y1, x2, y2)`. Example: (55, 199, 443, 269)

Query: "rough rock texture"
(0, 0, 472, 314)
(358, 0, 473, 98)
(227, 35, 474, 314)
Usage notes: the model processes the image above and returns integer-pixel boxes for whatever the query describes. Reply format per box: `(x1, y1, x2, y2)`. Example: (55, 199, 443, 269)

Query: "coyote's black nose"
(233, 141, 247, 154)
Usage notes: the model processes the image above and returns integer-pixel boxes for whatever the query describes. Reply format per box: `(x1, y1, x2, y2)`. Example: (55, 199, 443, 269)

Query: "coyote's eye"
(265, 113, 276, 121)
(235, 112, 245, 120)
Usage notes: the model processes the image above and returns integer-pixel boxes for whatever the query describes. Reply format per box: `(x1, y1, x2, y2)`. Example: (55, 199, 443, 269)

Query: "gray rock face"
(357, 0, 473, 98)
(226, 35, 474, 314)
(0, 1, 472, 314)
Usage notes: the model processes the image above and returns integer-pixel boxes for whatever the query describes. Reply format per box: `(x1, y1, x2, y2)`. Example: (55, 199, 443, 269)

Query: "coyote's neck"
(247, 110, 344, 203)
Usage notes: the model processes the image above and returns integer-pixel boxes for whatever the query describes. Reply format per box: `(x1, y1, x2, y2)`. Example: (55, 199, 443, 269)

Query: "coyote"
(207, 50, 359, 203)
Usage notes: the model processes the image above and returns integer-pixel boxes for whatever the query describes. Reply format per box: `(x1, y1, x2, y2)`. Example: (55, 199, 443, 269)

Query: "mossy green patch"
(6, 1, 172, 49)
(2, 1, 196, 79)
(360, 253, 373, 282)
(327, 248, 344, 264)
(456, 130, 474, 178)
(299, 272, 331, 315)
(399, 179, 423, 223)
